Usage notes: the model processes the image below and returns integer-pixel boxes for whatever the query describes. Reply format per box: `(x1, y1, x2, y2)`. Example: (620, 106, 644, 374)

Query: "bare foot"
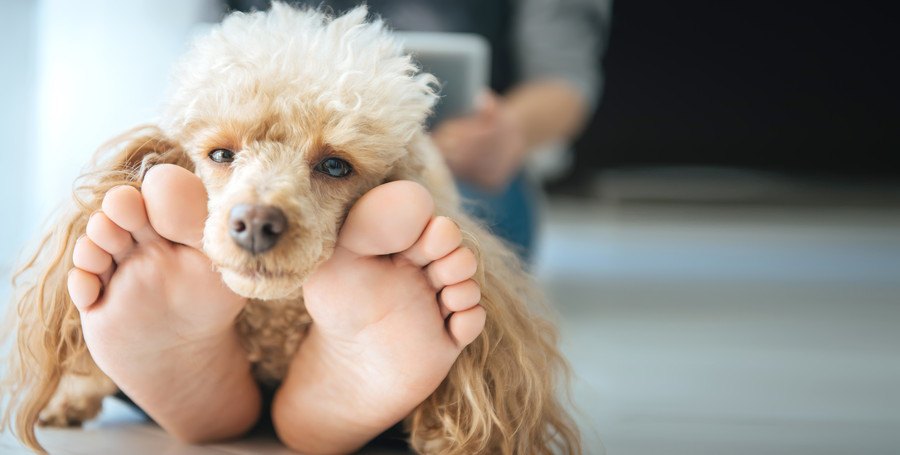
(273, 181, 486, 454)
(67, 164, 260, 442)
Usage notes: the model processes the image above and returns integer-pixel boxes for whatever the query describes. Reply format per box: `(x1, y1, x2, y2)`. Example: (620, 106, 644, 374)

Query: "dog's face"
(186, 102, 393, 300)
(160, 5, 437, 299)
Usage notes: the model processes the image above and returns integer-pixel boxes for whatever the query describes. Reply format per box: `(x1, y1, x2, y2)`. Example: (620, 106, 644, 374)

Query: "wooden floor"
(538, 195, 900, 455)
(0, 398, 406, 454)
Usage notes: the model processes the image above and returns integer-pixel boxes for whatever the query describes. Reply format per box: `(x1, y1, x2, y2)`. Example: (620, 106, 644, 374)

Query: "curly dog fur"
(1, 4, 580, 453)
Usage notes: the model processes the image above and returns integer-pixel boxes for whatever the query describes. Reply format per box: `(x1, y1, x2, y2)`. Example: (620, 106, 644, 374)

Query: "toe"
(438, 279, 481, 317)
(399, 216, 462, 267)
(426, 246, 478, 289)
(68, 268, 102, 311)
(447, 305, 486, 348)
(86, 212, 134, 263)
(101, 185, 161, 244)
(73, 236, 113, 276)
(338, 181, 434, 257)
(142, 164, 208, 249)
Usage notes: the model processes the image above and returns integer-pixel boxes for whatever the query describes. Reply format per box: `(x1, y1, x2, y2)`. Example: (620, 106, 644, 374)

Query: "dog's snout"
(228, 204, 287, 254)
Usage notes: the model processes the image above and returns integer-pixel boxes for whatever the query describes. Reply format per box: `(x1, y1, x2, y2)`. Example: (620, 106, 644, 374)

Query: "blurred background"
(2, 1, 899, 454)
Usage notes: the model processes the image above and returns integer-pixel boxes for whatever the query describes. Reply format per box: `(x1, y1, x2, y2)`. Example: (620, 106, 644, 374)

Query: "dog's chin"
(219, 267, 304, 300)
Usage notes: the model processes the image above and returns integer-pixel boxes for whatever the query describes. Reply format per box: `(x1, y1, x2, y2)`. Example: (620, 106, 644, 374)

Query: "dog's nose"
(228, 204, 287, 254)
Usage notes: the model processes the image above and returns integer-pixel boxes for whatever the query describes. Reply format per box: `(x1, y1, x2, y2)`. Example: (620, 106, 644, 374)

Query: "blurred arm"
(513, 0, 613, 147)
(433, 0, 613, 190)
(504, 79, 589, 152)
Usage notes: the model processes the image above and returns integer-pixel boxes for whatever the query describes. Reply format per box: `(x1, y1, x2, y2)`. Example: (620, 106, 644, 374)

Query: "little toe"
(338, 181, 434, 257)
(73, 236, 113, 276)
(68, 268, 102, 311)
(438, 279, 481, 317)
(447, 305, 486, 348)
(426, 246, 478, 289)
(101, 185, 161, 244)
(142, 164, 208, 249)
(399, 216, 462, 267)
(86, 212, 134, 263)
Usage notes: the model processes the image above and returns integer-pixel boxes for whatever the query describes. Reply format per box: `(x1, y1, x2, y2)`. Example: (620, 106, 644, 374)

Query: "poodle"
(2, 3, 580, 454)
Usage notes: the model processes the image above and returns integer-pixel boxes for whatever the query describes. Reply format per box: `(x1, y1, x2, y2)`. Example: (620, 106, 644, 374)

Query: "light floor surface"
(3, 178, 899, 454)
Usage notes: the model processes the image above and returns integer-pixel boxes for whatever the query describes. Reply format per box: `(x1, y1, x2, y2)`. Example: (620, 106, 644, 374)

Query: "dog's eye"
(314, 157, 352, 178)
(209, 149, 235, 164)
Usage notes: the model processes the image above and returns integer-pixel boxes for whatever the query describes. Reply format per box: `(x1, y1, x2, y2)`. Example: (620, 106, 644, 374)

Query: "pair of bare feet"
(66, 165, 486, 453)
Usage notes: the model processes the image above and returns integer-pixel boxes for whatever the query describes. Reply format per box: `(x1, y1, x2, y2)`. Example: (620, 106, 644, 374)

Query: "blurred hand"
(431, 91, 527, 192)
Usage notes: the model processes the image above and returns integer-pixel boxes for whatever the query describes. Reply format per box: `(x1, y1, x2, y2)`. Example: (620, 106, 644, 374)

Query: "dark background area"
(568, 0, 899, 179)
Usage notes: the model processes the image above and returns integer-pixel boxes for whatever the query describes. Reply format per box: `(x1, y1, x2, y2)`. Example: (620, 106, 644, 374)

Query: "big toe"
(141, 164, 208, 249)
(337, 181, 435, 257)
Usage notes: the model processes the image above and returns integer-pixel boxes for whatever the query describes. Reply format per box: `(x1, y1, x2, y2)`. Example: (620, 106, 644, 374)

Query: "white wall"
(34, 0, 221, 216)
(1, 0, 221, 298)
(0, 1, 38, 279)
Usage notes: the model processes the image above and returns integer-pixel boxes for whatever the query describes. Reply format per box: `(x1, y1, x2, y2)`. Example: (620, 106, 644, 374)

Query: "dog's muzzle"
(228, 204, 287, 254)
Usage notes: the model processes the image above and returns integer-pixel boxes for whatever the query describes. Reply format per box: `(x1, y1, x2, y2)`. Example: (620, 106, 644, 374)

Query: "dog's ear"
(87, 124, 192, 183)
(0, 123, 189, 452)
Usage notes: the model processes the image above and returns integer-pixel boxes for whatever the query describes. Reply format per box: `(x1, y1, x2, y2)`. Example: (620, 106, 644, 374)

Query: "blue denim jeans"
(457, 172, 536, 264)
